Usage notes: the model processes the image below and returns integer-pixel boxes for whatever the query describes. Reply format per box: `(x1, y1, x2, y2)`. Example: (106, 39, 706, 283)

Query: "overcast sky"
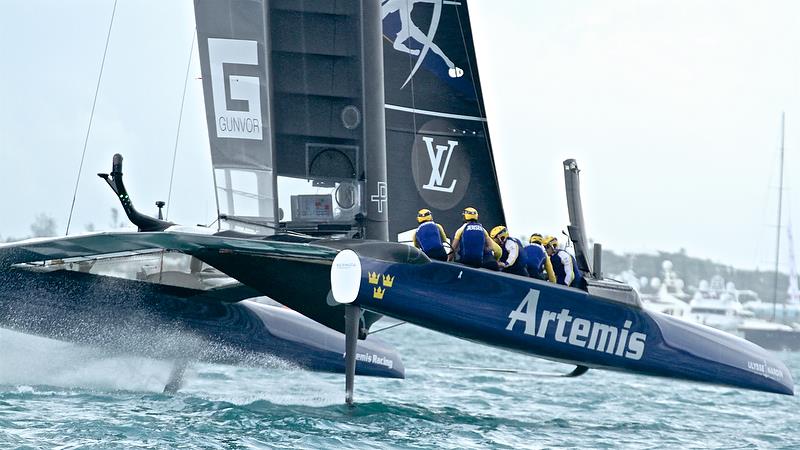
(2, 0, 800, 272)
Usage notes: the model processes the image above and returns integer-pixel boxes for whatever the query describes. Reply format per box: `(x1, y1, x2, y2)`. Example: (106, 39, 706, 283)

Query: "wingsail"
(195, 0, 276, 233)
(194, 0, 504, 241)
(195, 0, 389, 239)
(381, 0, 506, 241)
(193, 0, 391, 334)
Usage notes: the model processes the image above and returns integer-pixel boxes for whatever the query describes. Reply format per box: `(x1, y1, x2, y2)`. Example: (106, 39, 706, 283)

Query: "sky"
(1, 0, 800, 272)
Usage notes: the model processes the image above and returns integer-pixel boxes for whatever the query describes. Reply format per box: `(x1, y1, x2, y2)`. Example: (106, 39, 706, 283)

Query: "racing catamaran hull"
(331, 248, 795, 396)
(0, 254, 403, 379)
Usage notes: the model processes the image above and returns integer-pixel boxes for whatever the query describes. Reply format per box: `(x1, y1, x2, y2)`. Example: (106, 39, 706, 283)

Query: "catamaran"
(0, 0, 793, 402)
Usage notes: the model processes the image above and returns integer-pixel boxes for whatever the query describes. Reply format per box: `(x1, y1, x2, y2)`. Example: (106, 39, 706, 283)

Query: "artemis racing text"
(506, 289, 647, 360)
(354, 351, 394, 369)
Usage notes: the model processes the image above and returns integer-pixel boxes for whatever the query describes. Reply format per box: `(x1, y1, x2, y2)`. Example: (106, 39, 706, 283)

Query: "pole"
(772, 112, 785, 322)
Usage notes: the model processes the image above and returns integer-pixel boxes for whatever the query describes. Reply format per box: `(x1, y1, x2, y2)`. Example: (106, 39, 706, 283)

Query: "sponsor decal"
(506, 289, 647, 360)
(352, 351, 395, 369)
(208, 38, 263, 140)
(330, 250, 361, 304)
(465, 223, 483, 232)
(411, 120, 470, 210)
(421, 137, 459, 193)
(370, 181, 388, 214)
(381, 0, 464, 88)
(747, 360, 785, 380)
(368, 272, 395, 299)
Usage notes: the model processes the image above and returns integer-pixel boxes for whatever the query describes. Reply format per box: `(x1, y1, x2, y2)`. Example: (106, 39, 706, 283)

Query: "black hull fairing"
(0, 266, 403, 379)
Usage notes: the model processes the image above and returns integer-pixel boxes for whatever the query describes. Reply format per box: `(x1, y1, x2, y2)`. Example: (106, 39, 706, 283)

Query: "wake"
(0, 328, 178, 392)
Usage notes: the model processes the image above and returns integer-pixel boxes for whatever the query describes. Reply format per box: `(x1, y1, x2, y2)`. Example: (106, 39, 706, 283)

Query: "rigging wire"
(65, 0, 118, 236)
(165, 32, 197, 221)
(453, 5, 506, 212)
(368, 321, 407, 334)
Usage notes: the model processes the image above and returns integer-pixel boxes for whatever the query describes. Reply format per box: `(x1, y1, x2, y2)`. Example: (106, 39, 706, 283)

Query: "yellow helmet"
(462, 207, 479, 221)
(417, 208, 433, 223)
(529, 233, 543, 244)
(490, 225, 508, 240)
(542, 235, 558, 248)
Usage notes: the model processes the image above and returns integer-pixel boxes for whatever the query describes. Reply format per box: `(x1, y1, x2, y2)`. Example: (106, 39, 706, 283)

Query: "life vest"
(415, 221, 444, 254)
(550, 249, 583, 287)
(524, 244, 548, 279)
(459, 222, 486, 265)
(501, 237, 528, 276)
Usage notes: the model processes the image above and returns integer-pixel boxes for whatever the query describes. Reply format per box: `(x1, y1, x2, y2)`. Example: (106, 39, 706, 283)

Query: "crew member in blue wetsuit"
(524, 233, 556, 282)
(412, 208, 449, 261)
(490, 225, 528, 276)
(450, 207, 501, 269)
(543, 236, 583, 288)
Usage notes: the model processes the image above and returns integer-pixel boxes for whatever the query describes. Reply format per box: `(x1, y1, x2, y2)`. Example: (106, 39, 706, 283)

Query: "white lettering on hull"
(351, 351, 395, 369)
(506, 289, 647, 360)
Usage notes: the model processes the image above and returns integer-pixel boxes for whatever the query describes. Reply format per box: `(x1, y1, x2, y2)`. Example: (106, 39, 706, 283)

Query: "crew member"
(490, 225, 528, 276)
(450, 207, 501, 269)
(544, 236, 583, 288)
(524, 233, 556, 282)
(412, 208, 449, 261)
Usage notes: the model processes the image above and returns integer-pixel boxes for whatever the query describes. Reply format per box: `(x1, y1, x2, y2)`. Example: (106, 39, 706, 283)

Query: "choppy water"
(1, 324, 798, 449)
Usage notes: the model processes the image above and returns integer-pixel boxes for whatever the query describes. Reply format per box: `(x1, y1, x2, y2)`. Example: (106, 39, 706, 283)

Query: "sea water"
(0, 324, 798, 449)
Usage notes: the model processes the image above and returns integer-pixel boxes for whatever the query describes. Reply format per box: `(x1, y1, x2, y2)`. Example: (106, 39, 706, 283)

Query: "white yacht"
(688, 276, 754, 332)
(639, 261, 693, 320)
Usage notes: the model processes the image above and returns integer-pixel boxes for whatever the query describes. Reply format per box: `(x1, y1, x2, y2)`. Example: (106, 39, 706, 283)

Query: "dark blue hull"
(0, 268, 403, 378)
(334, 252, 794, 395)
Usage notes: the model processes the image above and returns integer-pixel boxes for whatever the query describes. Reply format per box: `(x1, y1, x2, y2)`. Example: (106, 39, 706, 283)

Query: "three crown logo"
(368, 272, 395, 299)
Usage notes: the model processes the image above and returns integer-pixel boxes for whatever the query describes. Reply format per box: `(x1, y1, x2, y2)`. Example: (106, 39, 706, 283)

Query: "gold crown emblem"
(382, 274, 394, 287)
(368, 272, 379, 284)
(373, 286, 385, 299)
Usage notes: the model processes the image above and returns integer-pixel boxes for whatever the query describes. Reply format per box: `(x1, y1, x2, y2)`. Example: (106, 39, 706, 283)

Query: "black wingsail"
(381, 0, 506, 242)
(195, 0, 502, 241)
(195, 0, 388, 239)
